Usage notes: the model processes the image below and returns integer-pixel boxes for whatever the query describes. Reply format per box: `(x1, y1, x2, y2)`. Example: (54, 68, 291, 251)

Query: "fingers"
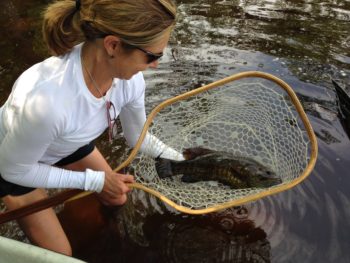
(100, 172, 134, 206)
(118, 173, 134, 184)
(114, 173, 134, 193)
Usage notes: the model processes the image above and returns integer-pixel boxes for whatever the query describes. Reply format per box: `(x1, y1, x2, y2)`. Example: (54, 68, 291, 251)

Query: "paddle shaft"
(0, 189, 83, 224)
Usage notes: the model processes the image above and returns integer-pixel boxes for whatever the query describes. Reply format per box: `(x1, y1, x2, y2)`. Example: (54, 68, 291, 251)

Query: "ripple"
(1, 1, 350, 262)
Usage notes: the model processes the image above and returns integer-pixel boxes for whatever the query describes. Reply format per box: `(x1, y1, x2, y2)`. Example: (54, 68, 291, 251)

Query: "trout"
(155, 147, 281, 189)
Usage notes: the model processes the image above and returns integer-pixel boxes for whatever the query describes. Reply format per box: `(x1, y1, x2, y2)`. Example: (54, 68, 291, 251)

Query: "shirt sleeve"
(119, 78, 184, 161)
(0, 90, 104, 192)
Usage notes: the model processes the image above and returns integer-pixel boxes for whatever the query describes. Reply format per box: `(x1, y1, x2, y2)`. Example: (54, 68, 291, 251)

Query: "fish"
(155, 147, 281, 189)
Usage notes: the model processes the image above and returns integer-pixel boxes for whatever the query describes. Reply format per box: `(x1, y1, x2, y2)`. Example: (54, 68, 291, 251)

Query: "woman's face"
(112, 31, 171, 80)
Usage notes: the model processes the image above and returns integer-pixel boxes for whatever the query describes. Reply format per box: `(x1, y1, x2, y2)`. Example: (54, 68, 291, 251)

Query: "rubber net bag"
(117, 72, 318, 214)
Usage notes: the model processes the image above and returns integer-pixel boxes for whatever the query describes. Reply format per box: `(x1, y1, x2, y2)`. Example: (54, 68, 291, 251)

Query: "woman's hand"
(98, 171, 134, 206)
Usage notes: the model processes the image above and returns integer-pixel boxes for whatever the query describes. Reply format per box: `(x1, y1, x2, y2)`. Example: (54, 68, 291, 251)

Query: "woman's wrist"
(84, 169, 105, 192)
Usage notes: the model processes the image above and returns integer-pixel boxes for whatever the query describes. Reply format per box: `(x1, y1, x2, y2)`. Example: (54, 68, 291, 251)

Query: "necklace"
(81, 56, 117, 143)
(82, 58, 109, 99)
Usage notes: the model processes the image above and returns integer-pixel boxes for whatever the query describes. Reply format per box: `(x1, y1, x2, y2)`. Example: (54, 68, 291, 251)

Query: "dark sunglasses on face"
(96, 34, 164, 64)
(126, 43, 163, 64)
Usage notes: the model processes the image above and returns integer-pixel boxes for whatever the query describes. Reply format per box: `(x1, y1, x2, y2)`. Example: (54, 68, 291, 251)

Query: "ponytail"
(42, 0, 83, 56)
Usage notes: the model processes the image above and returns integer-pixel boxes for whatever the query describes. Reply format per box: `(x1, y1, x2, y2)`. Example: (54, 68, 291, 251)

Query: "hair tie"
(75, 0, 81, 11)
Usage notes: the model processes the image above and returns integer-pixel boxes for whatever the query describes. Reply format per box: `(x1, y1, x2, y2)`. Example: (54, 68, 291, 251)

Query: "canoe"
(0, 194, 108, 262)
(0, 236, 86, 263)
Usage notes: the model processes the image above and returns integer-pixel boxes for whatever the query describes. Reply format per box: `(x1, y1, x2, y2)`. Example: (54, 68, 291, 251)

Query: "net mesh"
(129, 77, 311, 210)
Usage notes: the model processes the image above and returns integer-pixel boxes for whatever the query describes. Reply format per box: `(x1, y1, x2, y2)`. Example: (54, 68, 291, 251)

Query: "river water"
(0, 0, 349, 262)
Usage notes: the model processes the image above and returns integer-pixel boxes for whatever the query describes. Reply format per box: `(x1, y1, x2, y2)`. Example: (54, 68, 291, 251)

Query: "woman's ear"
(103, 35, 121, 58)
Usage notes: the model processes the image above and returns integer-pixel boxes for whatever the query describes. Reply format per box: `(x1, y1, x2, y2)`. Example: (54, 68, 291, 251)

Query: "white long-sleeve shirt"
(0, 43, 183, 193)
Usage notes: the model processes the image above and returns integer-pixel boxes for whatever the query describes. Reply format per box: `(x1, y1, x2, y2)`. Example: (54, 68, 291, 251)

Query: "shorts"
(0, 141, 95, 198)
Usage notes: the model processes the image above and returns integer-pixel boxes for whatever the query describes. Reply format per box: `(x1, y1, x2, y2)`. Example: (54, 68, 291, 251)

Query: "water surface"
(0, 0, 349, 262)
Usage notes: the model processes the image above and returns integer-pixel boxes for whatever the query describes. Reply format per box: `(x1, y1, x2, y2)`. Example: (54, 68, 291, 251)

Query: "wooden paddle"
(0, 189, 83, 224)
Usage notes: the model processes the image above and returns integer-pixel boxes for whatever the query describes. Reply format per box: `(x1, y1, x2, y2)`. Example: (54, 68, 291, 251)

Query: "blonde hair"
(42, 0, 176, 56)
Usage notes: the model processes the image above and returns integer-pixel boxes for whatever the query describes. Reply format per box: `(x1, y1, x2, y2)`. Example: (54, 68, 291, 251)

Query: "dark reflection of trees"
(314, 129, 341, 144)
(0, 0, 49, 105)
(176, 0, 350, 70)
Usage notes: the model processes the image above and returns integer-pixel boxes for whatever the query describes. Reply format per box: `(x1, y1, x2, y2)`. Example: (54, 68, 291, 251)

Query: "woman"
(0, 0, 183, 256)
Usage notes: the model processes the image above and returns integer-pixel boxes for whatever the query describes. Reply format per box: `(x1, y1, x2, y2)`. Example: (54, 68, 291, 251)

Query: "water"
(0, 0, 350, 262)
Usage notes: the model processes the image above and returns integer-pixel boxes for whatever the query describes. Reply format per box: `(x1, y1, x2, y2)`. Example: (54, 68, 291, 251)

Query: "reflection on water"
(1, 0, 350, 262)
(0, 0, 49, 105)
(72, 193, 271, 263)
(175, 0, 350, 68)
(141, 210, 271, 263)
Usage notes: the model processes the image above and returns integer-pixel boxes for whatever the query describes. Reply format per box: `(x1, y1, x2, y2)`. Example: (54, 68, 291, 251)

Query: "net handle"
(115, 71, 318, 214)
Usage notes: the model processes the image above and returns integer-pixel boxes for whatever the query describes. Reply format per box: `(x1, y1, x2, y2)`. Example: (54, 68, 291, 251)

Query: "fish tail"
(155, 157, 175, 178)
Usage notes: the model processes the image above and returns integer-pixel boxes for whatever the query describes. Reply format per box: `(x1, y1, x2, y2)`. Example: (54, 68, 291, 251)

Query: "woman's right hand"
(98, 171, 134, 206)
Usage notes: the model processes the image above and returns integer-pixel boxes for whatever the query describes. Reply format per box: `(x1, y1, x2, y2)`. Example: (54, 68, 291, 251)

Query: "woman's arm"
(119, 104, 185, 161)
(61, 147, 134, 206)
(0, 93, 103, 192)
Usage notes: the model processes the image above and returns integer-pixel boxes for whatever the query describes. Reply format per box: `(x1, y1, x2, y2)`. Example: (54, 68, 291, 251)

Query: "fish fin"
(182, 147, 214, 160)
(181, 173, 200, 183)
(156, 152, 163, 159)
(155, 158, 174, 178)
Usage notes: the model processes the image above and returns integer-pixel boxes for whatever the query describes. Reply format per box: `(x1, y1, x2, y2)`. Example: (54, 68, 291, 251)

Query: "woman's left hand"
(98, 171, 134, 206)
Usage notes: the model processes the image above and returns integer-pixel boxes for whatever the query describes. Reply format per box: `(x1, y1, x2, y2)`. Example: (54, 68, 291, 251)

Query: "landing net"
(116, 71, 318, 214)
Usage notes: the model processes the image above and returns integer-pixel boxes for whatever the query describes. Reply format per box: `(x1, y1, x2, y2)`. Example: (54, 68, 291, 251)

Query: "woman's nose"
(148, 60, 159, 69)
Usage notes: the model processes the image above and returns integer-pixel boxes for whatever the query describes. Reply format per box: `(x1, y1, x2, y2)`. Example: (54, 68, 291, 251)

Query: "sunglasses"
(96, 33, 164, 64)
(126, 43, 163, 64)
(106, 100, 118, 143)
